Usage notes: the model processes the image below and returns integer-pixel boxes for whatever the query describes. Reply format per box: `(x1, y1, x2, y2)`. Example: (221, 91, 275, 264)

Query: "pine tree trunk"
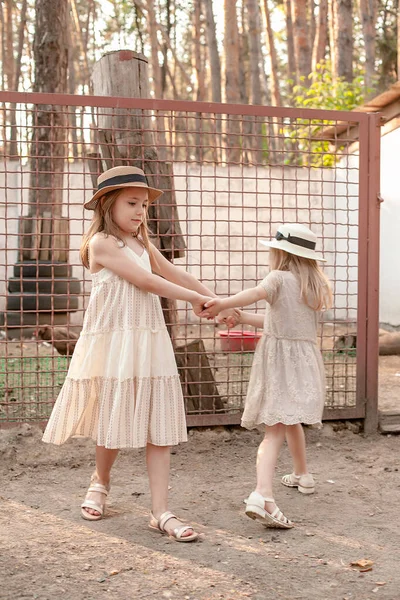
(8, 0, 28, 159)
(328, 0, 337, 79)
(291, 0, 312, 83)
(331, 0, 353, 82)
(285, 0, 298, 88)
(310, 0, 316, 48)
(224, 0, 241, 163)
(247, 0, 262, 105)
(146, 0, 162, 98)
(144, 0, 168, 158)
(359, 0, 377, 91)
(193, 2, 205, 162)
(203, 0, 222, 103)
(203, 0, 222, 162)
(246, 0, 263, 164)
(312, 0, 328, 70)
(398, 2, 400, 79)
(28, 0, 68, 229)
(262, 0, 282, 106)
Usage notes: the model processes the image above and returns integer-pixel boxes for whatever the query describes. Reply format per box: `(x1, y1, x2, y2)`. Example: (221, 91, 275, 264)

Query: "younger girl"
(43, 165, 236, 542)
(203, 223, 332, 528)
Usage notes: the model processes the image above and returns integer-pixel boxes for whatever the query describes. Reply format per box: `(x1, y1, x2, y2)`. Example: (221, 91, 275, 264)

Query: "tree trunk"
(398, 2, 400, 79)
(359, 0, 377, 91)
(328, 0, 337, 79)
(27, 0, 69, 255)
(285, 0, 297, 87)
(3, 0, 14, 90)
(291, 0, 312, 82)
(224, 0, 242, 163)
(262, 0, 282, 106)
(310, 0, 316, 49)
(161, 0, 171, 96)
(8, 0, 28, 159)
(91, 51, 185, 262)
(193, 1, 205, 161)
(331, 0, 353, 82)
(202, 0, 222, 161)
(312, 0, 328, 70)
(247, 0, 262, 106)
(203, 0, 222, 103)
(145, 0, 162, 99)
(6, 0, 72, 338)
(246, 0, 263, 164)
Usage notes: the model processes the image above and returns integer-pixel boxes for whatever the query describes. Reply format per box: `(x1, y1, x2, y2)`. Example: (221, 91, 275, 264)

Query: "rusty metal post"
(364, 113, 382, 434)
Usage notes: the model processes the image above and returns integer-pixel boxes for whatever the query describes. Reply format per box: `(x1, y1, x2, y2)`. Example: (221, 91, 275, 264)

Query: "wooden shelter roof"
(313, 81, 400, 144)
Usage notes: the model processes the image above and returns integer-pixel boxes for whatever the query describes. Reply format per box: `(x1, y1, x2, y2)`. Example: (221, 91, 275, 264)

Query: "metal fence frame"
(0, 91, 381, 431)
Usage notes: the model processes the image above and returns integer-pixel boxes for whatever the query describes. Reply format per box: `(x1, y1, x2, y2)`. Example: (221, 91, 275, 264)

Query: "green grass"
(0, 356, 69, 422)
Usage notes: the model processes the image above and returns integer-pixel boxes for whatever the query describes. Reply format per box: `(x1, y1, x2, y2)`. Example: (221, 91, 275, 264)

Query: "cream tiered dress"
(241, 270, 326, 429)
(42, 245, 187, 449)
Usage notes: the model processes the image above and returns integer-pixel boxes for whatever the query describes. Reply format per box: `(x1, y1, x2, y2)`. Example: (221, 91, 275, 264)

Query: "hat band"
(97, 173, 147, 190)
(275, 231, 316, 250)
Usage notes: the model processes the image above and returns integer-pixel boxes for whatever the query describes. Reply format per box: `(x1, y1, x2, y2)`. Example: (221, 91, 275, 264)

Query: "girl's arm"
(150, 243, 216, 297)
(203, 286, 266, 318)
(150, 242, 240, 325)
(218, 310, 264, 329)
(90, 235, 211, 313)
(237, 311, 264, 328)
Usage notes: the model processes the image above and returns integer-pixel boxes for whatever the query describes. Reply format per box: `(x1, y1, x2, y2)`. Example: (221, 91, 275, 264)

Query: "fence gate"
(0, 92, 381, 431)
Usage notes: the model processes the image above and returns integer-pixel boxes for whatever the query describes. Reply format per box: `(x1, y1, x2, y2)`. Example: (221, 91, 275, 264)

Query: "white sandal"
(245, 491, 293, 529)
(149, 511, 199, 542)
(281, 472, 315, 494)
(81, 476, 110, 521)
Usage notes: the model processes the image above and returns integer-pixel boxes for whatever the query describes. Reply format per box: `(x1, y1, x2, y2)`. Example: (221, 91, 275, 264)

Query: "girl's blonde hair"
(270, 248, 332, 311)
(80, 189, 152, 269)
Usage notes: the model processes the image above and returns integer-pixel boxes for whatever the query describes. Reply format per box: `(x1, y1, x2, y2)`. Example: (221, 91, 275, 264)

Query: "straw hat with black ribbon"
(84, 166, 163, 210)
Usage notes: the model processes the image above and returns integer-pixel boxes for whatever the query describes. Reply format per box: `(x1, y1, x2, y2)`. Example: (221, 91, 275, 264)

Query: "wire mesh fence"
(0, 92, 380, 426)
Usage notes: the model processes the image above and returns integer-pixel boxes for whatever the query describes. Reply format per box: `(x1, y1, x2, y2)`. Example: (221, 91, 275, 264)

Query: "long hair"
(269, 248, 332, 311)
(80, 189, 152, 269)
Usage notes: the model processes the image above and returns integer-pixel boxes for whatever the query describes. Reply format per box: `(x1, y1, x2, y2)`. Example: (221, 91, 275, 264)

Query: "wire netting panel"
(0, 94, 369, 425)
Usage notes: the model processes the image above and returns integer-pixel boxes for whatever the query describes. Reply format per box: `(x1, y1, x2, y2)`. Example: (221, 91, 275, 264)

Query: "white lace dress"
(42, 246, 187, 449)
(241, 270, 326, 429)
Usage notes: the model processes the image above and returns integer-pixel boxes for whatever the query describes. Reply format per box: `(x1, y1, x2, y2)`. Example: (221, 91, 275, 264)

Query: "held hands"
(200, 297, 223, 319)
(191, 294, 215, 317)
(199, 299, 241, 329)
(192, 296, 241, 329)
(218, 308, 241, 329)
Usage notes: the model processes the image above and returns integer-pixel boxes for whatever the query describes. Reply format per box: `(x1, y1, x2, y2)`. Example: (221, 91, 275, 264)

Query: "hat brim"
(84, 182, 163, 210)
(259, 239, 326, 262)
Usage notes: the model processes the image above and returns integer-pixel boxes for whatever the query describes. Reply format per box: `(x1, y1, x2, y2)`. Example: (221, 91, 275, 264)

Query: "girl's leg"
(255, 423, 286, 513)
(83, 445, 119, 517)
(146, 443, 193, 538)
(285, 424, 308, 475)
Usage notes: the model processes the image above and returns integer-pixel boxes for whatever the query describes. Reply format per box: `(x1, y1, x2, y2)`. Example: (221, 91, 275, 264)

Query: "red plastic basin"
(218, 330, 262, 352)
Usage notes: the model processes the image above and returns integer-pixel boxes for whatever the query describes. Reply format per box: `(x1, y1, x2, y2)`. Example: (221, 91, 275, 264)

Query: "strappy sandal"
(245, 491, 293, 529)
(281, 472, 315, 494)
(149, 511, 199, 542)
(81, 475, 110, 521)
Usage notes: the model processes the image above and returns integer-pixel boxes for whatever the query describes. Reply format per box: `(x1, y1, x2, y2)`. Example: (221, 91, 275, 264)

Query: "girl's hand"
(218, 308, 241, 329)
(201, 297, 223, 319)
(191, 295, 214, 317)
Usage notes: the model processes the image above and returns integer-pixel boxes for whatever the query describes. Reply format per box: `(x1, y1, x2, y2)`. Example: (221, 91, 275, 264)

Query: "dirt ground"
(1, 423, 400, 600)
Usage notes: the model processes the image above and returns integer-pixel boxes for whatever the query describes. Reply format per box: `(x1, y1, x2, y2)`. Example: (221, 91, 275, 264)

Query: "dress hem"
(42, 432, 188, 449)
(241, 417, 322, 429)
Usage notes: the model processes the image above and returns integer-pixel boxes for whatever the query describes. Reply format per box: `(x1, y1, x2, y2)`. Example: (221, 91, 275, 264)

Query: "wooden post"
(91, 50, 185, 261)
(91, 50, 185, 340)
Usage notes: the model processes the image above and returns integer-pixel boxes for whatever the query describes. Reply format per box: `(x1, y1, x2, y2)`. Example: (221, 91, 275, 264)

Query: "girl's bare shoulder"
(89, 233, 123, 256)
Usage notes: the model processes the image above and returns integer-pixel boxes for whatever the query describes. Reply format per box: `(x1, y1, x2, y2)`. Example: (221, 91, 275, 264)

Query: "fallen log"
(334, 330, 400, 356)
